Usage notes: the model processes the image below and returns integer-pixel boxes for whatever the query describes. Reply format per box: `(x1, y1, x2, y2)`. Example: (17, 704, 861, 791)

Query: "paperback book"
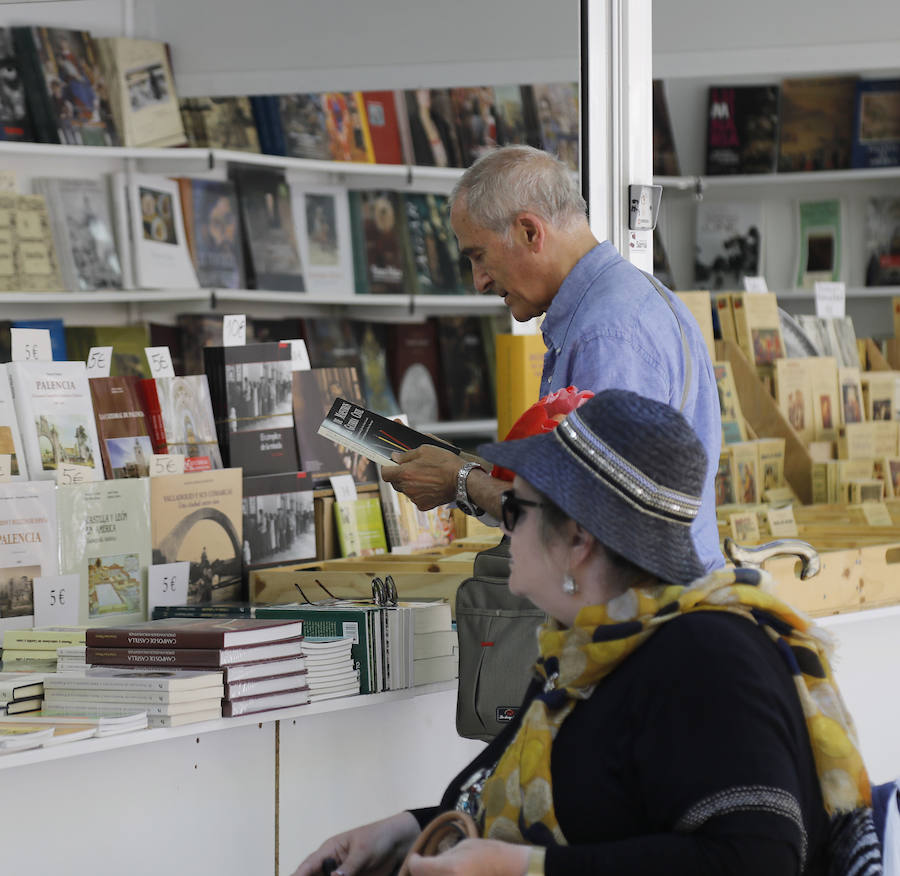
(182, 96, 260, 151)
(321, 91, 374, 163)
(0, 363, 28, 479)
(796, 199, 842, 288)
(851, 78, 900, 169)
(42, 666, 223, 693)
(349, 190, 412, 294)
(864, 197, 900, 287)
(0, 29, 32, 142)
(404, 88, 462, 168)
(705, 84, 779, 175)
(694, 200, 762, 290)
(279, 93, 330, 160)
(57, 478, 150, 625)
(290, 183, 354, 296)
(361, 90, 407, 164)
(85, 617, 302, 649)
(434, 316, 496, 420)
(387, 321, 443, 425)
(403, 193, 464, 294)
(67, 324, 152, 379)
(89, 375, 153, 479)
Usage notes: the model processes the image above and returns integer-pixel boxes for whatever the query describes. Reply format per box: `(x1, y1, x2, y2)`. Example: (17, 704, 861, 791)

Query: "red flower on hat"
(491, 386, 595, 481)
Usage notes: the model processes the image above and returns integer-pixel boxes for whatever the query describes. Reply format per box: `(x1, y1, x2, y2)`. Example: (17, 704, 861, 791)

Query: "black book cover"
(705, 85, 779, 175)
(0, 29, 33, 142)
(434, 315, 496, 421)
(204, 341, 299, 476)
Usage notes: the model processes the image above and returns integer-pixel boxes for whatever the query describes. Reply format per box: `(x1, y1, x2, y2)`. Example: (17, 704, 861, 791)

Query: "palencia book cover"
(318, 396, 460, 467)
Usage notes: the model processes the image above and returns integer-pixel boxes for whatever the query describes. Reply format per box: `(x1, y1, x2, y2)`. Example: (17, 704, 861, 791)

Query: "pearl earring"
(562, 573, 577, 595)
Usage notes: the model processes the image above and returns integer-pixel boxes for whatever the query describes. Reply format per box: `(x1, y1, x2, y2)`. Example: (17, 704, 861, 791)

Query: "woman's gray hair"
(450, 145, 586, 239)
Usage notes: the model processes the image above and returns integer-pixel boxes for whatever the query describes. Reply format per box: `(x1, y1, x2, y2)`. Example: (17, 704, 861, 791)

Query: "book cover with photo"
(774, 358, 815, 443)
(404, 88, 462, 168)
(150, 468, 243, 605)
(839, 367, 864, 426)
(0, 480, 57, 631)
(403, 192, 465, 294)
(730, 292, 785, 367)
(321, 91, 374, 163)
(8, 360, 103, 481)
(713, 361, 747, 444)
(57, 478, 150, 625)
(354, 321, 401, 417)
(348, 190, 412, 295)
(451, 86, 500, 167)
(705, 84, 779, 175)
(809, 356, 840, 441)
(694, 200, 762, 290)
(279, 93, 330, 160)
(796, 199, 842, 288)
(864, 197, 900, 287)
(113, 171, 199, 290)
(0, 29, 32, 142)
(33, 176, 122, 291)
(140, 374, 223, 471)
(203, 341, 298, 476)
(12, 26, 119, 146)
(531, 83, 579, 173)
(178, 177, 245, 290)
(89, 375, 152, 479)
(851, 78, 900, 169)
(292, 366, 375, 488)
(188, 95, 260, 152)
(714, 451, 737, 506)
(492, 84, 530, 148)
(0, 363, 28, 479)
(95, 37, 185, 149)
(778, 76, 857, 172)
(242, 471, 315, 575)
(387, 320, 444, 425)
(290, 183, 354, 296)
(230, 165, 305, 291)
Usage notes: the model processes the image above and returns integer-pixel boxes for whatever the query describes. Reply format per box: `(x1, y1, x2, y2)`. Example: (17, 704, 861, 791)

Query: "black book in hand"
(317, 397, 460, 467)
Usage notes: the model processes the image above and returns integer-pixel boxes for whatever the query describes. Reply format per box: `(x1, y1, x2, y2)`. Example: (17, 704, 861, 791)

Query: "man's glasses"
(500, 490, 545, 532)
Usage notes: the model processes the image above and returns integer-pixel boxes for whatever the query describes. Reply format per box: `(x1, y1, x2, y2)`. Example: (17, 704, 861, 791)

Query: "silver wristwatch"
(455, 461, 485, 517)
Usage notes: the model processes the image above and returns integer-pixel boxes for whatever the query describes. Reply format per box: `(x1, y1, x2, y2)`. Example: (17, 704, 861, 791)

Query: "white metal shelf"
(0, 679, 457, 772)
(656, 166, 900, 193)
(0, 289, 209, 305)
(776, 286, 900, 300)
(415, 418, 498, 437)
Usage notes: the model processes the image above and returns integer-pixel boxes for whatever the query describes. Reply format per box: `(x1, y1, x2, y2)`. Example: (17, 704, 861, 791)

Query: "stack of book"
(56, 645, 87, 674)
(83, 618, 309, 721)
(0, 671, 46, 716)
(299, 637, 358, 702)
(0, 628, 87, 672)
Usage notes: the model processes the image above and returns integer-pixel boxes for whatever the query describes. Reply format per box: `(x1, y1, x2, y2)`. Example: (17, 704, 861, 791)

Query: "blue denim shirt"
(541, 242, 724, 574)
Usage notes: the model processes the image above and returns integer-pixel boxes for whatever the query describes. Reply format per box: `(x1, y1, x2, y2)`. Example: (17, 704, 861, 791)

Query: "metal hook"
(723, 537, 821, 580)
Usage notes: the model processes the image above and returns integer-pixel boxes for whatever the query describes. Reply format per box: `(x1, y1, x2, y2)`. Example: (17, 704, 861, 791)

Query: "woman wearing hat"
(293, 389, 879, 876)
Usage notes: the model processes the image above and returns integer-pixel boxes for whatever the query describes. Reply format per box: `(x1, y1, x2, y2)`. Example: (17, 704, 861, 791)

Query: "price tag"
(0, 454, 10, 482)
(742, 275, 769, 293)
(85, 346, 113, 378)
(144, 346, 176, 378)
(148, 561, 190, 611)
(284, 338, 311, 371)
(223, 314, 247, 347)
(10, 328, 52, 363)
(150, 454, 185, 477)
(815, 281, 846, 318)
(33, 573, 80, 627)
(56, 463, 97, 486)
(330, 473, 358, 503)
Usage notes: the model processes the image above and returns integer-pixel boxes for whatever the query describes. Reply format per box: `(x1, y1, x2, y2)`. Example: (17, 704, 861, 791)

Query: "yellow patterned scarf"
(479, 567, 872, 848)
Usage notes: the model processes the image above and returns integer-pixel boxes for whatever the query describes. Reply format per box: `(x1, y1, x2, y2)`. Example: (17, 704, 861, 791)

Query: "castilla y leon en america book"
(317, 397, 460, 467)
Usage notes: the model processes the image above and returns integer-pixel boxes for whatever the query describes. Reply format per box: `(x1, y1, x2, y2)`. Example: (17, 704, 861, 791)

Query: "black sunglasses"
(500, 489, 545, 532)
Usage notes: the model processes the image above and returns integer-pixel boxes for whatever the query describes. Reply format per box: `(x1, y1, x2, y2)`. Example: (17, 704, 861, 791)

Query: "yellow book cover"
(861, 371, 900, 421)
(809, 357, 839, 441)
(756, 437, 786, 494)
(882, 457, 900, 497)
(732, 292, 785, 367)
(774, 358, 814, 443)
(495, 333, 546, 441)
(838, 367, 864, 425)
(837, 422, 876, 460)
(713, 360, 746, 443)
(729, 441, 760, 505)
(872, 421, 899, 458)
(334, 496, 388, 558)
(676, 291, 715, 360)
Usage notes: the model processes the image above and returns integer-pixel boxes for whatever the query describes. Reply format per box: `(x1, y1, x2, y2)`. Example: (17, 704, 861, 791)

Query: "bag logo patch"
(496, 706, 518, 723)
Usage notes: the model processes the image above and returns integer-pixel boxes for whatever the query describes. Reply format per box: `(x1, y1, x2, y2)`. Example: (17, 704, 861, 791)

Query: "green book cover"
(57, 478, 151, 626)
(334, 496, 388, 557)
(347, 191, 369, 294)
(797, 199, 842, 288)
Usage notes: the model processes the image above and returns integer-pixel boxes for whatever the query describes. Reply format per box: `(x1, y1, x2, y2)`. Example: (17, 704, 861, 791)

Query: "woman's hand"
(406, 839, 531, 876)
(291, 811, 421, 876)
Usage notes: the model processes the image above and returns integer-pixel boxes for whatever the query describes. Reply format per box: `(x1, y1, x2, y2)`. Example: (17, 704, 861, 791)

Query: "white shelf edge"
(0, 289, 209, 304)
(0, 680, 457, 772)
(777, 286, 900, 300)
(0, 141, 210, 162)
(656, 166, 900, 191)
(212, 289, 506, 312)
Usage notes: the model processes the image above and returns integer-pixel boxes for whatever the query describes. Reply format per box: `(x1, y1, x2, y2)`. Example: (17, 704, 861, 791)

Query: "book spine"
(85, 647, 223, 667)
(139, 378, 168, 452)
(86, 629, 228, 649)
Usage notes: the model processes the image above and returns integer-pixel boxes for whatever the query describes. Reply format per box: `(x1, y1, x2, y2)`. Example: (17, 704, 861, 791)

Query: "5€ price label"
(144, 346, 176, 379)
(150, 454, 185, 477)
(815, 281, 846, 318)
(56, 463, 97, 486)
(0, 454, 10, 482)
(148, 561, 190, 611)
(86, 346, 113, 377)
(223, 314, 247, 346)
(10, 328, 52, 363)
(33, 573, 80, 627)
(742, 275, 769, 294)
(284, 338, 311, 371)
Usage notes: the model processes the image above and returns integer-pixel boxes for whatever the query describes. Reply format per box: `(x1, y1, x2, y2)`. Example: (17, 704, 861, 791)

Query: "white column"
(582, 0, 653, 271)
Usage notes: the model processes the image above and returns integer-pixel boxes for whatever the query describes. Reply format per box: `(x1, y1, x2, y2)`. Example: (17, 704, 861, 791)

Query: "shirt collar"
(541, 242, 615, 349)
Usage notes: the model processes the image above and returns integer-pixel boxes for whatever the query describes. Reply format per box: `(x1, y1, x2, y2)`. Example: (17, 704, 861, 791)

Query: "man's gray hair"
(450, 145, 586, 237)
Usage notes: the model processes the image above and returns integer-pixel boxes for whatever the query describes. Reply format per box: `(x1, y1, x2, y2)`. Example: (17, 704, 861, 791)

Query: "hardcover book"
(203, 342, 298, 475)
(404, 88, 462, 168)
(150, 468, 243, 604)
(291, 367, 376, 487)
(86, 617, 302, 649)
(95, 37, 185, 149)
(57, 478, 150, 625)
(334, 496, 388, 558)
(348, 190, 412, 294)
(451, 86, 500, 167)
(140, 375, 223, 471)
(321, 91, 374, 163)
(242, 471, 315, 573)
(32, 176, 122, 291)
(0, 480, 57, 630)
(230, 166, 305, 291)
(864, 197, 900, 287)
(0, 672, 45, 704)
(851, 78, 900, 169)
(178, 177, 245, 289)
(434, 315, 496, 420)
(777, 76, 857, 172)
(530, 82, 579, 173)
(279, 93, 330, 160)
(290, 183, 354, 296)
(8, 360, 103, 481)
(705, 85, 779, 175)
(386, 320, 444, 425)
(362, 90, 406, 164)
(694, 200, 762, 290)
(0, 363, 28, 479)
(355, 321, 401, 417)
(317, 396, 459, 468)
(403, 193, 464, 294)
(302, 317, 361, 372)
(796, 199, 842, 288)
(221, 685, 309, 717)
(89, 375, 153, 479)
(184, 96, 260, 151)
(85, 637, 303, 668)
(0, 30, 32, 142)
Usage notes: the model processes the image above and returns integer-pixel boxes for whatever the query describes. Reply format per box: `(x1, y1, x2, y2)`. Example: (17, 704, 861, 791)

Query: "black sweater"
(413, 611, 829, 875)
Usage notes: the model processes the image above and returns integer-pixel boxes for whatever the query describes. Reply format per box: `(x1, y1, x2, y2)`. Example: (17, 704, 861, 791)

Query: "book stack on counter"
(0, 672, 46, 716)
(56, 645, 88, 674)
(298, 637, 359, 702)
(0, 712, 148, 750)
(1, 628, 86, 674)
(82, 618, 308, 721)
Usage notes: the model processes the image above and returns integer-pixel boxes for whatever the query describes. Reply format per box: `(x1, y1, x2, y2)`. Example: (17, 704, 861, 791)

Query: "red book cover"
(86, 617, 302, 649)
(387, 320, 446, 424)
(362, 90, 405, 165)
(89, 375, 153, 478)
(85, 636, 305, 667)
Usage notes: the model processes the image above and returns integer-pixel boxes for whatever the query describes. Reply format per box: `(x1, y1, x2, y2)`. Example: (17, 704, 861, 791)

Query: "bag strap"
(642, 270, 692, 413)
